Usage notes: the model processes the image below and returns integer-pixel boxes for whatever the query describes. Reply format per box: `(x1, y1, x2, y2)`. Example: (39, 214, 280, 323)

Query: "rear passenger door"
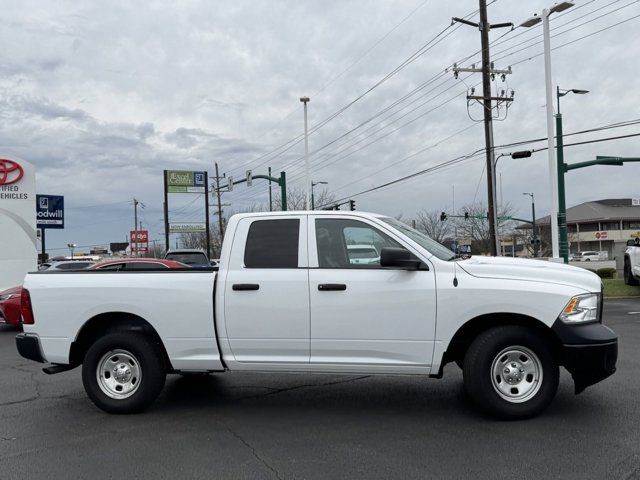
(222, 215, 310, 366)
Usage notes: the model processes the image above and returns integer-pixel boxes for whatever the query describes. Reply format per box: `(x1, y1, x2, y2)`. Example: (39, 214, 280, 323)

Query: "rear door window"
(244, 219, 300, 268)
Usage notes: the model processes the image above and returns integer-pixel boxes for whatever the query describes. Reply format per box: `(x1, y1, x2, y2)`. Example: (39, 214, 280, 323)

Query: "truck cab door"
(308, 216, 436, 373)
(221, 215, 309, 367)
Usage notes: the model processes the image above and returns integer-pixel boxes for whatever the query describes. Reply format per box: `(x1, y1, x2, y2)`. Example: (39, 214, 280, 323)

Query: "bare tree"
(271, 186, 336, 211)
(453, 202, 517, 254)
(414, 209, 451, 243)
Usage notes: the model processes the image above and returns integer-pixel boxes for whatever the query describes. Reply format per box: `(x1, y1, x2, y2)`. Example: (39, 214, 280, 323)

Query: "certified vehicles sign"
(36, 195, 64, 229)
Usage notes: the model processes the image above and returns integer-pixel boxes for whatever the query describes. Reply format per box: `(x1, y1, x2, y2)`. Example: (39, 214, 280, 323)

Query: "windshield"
(380, 217, 456, 261)
(165, 252, 208, 265)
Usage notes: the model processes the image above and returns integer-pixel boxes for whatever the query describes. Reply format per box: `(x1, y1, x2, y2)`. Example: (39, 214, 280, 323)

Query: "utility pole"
(133, 198, 139, 257)
(214, 162, 225, 241)
(453, 2, 512, 256)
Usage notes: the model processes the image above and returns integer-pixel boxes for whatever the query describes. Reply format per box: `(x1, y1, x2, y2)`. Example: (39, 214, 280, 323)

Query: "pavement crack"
(225, 425, 283, 480)
(238, 375, 371, 401)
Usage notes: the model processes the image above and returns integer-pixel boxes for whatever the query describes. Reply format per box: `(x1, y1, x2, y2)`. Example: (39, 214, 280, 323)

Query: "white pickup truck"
(16, 211, 617, 419)
(624, 238, 640, 286)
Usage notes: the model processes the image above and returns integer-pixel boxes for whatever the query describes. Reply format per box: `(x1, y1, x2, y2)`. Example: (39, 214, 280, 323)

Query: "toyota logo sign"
(0, 159, 24, 186)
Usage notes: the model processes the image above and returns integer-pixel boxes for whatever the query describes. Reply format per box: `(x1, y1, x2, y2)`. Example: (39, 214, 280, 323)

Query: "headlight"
(560, 293, 601, 324)
(0, 293, 19, 301)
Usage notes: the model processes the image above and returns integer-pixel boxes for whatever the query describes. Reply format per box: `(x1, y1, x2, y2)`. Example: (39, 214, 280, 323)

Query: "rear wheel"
(624, 259, 639, 286)
(463, 326, 558, 419)
(82, 332, 166, 413)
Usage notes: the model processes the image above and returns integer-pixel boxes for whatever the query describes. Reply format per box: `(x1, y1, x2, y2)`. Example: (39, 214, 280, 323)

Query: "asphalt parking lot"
(1, 299, 639, 479)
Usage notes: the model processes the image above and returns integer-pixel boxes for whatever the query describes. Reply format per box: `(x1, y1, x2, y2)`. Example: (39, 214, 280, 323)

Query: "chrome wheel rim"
(96, 349, 142, 399)
(491, 346, 542, 403)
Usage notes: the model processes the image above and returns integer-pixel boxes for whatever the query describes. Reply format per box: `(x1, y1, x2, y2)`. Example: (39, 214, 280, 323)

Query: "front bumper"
(15, 333, 46, 363)
(552, 320, 618, 394)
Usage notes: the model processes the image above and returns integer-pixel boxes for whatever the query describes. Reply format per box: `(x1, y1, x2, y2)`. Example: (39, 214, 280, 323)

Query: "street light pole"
(521, 1, 574, 261)
(311, 180, 328, 210)
(556, 87, 589, 263)
(523, 192, 538, 257)
(300, 96, 310, 210)
(542, 8, 560, 261)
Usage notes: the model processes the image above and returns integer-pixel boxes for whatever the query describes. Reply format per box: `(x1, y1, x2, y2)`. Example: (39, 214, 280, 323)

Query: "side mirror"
(380, 247, 424, 270)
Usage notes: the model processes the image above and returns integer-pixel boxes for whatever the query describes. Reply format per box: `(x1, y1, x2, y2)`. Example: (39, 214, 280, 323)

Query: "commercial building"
(529, 198, 640, 262)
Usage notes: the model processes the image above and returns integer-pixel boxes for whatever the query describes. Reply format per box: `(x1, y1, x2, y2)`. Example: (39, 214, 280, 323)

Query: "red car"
(0, 286, 23, 326)
(1, 259, 186, 326)
(89, 258, 189, 271)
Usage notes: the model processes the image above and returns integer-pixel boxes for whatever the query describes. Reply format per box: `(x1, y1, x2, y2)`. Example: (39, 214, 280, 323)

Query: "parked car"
(577, 251, 600, 262)
(42, 260, 96, 271)
(90, 258, 188, 271)
(164, 249, 210, 268)
(624, 238, 640, 286)
(0, 286, 22, 326)
(346, 244, 380, 265)
(16, 211, 617, 419)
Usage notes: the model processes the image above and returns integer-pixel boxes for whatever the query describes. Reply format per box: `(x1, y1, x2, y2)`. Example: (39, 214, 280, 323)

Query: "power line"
(319, 126, 640, 208)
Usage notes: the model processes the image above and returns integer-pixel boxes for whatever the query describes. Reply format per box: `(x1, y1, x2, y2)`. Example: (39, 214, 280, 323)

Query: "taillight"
(21, 288, 35, 325)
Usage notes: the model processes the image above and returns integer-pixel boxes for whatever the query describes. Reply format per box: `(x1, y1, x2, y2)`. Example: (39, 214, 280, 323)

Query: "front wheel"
(463, 326, 559, 419)
(82, 332, 166, 413)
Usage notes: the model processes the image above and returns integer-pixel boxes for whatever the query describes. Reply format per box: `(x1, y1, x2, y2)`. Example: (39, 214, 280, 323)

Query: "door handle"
(318, 284, 347, 291)
(232, 284, 260, 291)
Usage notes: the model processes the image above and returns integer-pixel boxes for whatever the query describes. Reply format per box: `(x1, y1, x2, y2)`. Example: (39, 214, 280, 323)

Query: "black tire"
(624, 259, 639, 286)
(463, 326, 559, 420)
(82, 332, 166, 414)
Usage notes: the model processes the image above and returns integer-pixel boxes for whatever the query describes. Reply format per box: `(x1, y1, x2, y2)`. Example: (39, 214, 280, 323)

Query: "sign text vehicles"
(36, 195, 64, 229)
(166, 170, 206, 193)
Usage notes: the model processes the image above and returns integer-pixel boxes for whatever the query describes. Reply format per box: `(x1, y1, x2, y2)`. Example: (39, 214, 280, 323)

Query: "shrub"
(596, 268, 617, 279)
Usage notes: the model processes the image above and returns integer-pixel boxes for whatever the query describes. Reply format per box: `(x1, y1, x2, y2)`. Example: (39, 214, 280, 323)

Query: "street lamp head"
(570, 89, 589, 95)
(299, 96, 310, 103)
(520, 14, 541, 28)
(550, 1, 574, 14)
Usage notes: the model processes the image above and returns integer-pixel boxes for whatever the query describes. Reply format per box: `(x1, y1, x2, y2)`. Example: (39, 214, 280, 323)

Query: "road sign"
(169, 223, 206, 233)
(36, 194, 64, 229)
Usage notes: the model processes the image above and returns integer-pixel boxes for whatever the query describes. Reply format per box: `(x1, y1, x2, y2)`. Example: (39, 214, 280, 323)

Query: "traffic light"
(464, 212, 469, 220)
(349, 200, 356, 211)
(440, 212, 447, 222)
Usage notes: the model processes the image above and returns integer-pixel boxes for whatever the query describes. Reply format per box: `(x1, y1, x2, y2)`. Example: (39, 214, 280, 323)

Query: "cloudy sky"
(2, 0, 639, 253)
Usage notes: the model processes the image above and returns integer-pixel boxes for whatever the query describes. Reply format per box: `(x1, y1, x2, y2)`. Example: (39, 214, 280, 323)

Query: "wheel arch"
(70, 312, 172, 371)
(443, 313, 563, 367)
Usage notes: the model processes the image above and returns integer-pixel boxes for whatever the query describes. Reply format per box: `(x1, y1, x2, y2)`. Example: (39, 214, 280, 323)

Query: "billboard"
(110, 242, 129, 253)
(166, 170, 206, 193)
(36, 194, 64, 229)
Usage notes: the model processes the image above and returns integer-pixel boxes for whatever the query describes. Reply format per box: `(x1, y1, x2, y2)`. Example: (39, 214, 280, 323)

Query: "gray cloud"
(0, 0, 638, 250)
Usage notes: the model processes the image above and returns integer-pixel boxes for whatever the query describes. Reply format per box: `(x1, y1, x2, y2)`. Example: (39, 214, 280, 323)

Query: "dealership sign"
(0, 159, 24, 186)
(36, 194, 64, 229)
(0, 157, 37, 290)
(166, 170, 206, 193)
(169, 223, 206, 233)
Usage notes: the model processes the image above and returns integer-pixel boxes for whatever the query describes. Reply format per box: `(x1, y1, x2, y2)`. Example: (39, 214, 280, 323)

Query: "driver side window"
(315, 218, 401, 268)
